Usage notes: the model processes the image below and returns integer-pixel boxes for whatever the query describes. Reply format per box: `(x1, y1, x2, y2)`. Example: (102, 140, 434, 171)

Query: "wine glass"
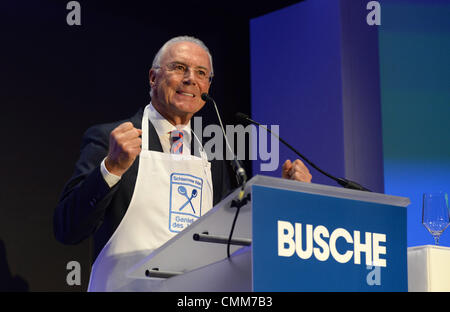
(422, 192, 450, 245)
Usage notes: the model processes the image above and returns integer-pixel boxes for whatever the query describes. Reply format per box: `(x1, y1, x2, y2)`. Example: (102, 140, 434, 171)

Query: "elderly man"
(54, 36, 311, 291)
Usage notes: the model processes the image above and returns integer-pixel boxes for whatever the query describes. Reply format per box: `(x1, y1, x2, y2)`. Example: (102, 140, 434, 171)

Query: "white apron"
(87, 105, 213, 291)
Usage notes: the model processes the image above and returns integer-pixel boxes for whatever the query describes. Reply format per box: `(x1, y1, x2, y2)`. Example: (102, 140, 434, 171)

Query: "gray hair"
(150, 36, 213, 98)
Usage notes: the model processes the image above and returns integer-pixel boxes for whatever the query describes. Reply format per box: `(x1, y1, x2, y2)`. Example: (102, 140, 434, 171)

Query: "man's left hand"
(282, 159, 312, 183)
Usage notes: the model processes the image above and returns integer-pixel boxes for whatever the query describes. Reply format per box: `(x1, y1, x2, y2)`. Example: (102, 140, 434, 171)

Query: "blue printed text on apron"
(169, 173, 203, 233)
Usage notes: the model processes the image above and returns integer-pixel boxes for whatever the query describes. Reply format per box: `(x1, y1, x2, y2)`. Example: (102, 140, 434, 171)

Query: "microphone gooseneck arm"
(201, 94, 249, 259)
(235, 112, 371, 192)
(202, 94, 247, 193)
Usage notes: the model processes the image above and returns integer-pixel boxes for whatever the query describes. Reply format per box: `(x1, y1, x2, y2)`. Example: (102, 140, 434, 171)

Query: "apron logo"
(169, 173, 203, 233)
(177, 186, 198, 213)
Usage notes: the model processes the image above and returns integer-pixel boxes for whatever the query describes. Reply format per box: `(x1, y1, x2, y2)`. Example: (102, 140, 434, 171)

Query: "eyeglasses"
(156, 62, 213, 83)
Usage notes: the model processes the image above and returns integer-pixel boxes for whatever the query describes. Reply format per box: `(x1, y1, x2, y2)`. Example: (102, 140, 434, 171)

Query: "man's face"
(149, 41, 212, 125)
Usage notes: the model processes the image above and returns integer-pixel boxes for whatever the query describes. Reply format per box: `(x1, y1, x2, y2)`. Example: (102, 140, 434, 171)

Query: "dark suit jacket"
(54, 107, 235, 262)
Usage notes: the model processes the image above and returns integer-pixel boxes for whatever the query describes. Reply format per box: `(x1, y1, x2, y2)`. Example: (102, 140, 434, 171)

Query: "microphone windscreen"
(201, 93, 210, 102)
(235, 112, 250, 121)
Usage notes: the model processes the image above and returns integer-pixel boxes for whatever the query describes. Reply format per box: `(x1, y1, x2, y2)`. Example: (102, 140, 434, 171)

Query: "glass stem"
(434, 235, 440, 245)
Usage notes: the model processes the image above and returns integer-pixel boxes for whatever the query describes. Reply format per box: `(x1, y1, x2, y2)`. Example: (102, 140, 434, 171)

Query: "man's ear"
(149, 68, 157, 87)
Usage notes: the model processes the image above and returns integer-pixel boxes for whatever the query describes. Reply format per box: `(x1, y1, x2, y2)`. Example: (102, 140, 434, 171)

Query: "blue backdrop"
(379, 0, 450, 247)
(250, 0, 450, 247)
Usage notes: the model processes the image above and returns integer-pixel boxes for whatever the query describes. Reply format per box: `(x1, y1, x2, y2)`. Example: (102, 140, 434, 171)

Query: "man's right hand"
(105, 122, 142, 177)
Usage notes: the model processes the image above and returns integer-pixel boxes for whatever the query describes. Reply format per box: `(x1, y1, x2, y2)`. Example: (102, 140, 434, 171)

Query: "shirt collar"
(148, 102, 191, 141)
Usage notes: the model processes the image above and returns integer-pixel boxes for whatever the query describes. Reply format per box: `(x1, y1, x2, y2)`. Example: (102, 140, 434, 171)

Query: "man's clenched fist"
(105, 122, 142, 176)
(282, 159, 312, 183)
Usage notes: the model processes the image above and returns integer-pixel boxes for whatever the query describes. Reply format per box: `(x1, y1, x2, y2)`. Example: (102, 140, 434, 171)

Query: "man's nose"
(182, 68, 196, 85)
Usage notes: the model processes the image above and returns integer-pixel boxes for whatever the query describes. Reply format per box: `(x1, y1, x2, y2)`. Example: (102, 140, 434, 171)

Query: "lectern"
(126, 175, 410, 291)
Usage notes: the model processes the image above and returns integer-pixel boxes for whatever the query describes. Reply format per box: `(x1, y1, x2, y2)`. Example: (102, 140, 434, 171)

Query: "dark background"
(0, 0, 301, 291)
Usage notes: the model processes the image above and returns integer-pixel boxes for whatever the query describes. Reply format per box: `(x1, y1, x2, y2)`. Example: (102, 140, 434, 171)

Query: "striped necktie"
(170, 130, 184, 154)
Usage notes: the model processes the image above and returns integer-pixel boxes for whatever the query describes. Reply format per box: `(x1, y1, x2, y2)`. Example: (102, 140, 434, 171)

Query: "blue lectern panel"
(252, 185, 407, 292)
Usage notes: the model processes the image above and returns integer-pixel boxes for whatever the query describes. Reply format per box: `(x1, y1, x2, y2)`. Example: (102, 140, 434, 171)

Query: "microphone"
(235, 112, 372, 192)
(201, 93, 247, 188)
(201, 93, 213, 103)
(202, 94, 249, 259)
